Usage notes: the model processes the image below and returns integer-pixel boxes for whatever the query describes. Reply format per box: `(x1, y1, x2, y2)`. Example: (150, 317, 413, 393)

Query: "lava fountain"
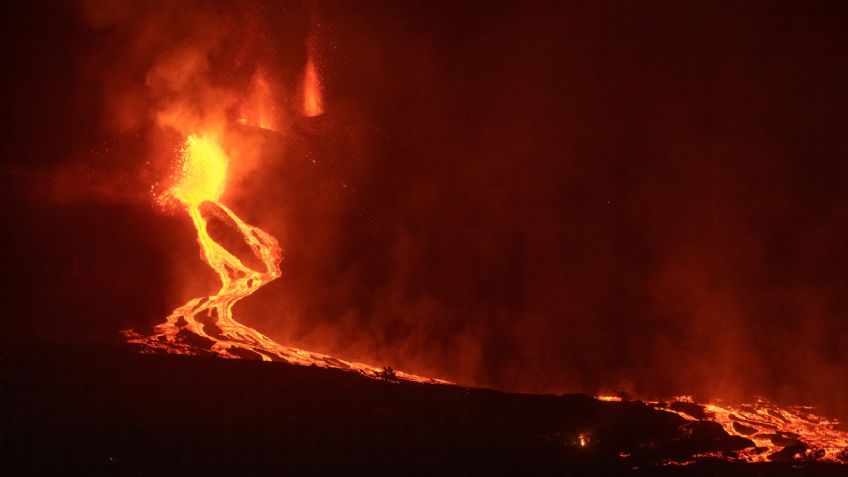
(126, 128, 442, 384)
(127, 133, 286, 361)
(124, 109, 445, 382)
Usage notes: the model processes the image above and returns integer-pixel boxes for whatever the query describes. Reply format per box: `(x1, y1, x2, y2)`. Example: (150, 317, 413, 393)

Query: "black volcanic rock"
(669, 401, 708, 420)
(173, 328, 217, 350)
(733, 421, 758, 435)
(769, 445, 808, 462)
(3, 344, 846, 476)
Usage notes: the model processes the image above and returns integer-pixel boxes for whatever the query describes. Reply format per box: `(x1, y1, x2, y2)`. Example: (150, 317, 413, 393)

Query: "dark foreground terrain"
(3, 344, 846, 476)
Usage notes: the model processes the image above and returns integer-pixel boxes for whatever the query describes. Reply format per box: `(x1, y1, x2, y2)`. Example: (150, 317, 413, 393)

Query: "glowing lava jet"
(128, 133, 287, 361)
(127, 126, 442, 384)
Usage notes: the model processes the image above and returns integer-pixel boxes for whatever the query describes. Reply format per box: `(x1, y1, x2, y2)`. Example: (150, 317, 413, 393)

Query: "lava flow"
(599, 394, 848, 463)
(126, 132, 444, 385)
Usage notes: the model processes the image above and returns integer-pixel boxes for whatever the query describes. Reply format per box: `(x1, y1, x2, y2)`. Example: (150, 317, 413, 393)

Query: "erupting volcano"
(103, 0, 848, 467)
(118, 67, 847, 469)
(5, 0, 848, 474)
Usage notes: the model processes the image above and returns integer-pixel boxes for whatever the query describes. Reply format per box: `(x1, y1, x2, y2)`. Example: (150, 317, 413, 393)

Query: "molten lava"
(597, 394, 848, 464)
(127, 131, 443, 384)
(668, 396, 848, 463)
(172, 135, 227, 205)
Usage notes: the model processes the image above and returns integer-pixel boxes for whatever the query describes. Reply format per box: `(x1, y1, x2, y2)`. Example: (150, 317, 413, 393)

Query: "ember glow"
(301, 54, 323, 117)
(238, 71, 277, 130)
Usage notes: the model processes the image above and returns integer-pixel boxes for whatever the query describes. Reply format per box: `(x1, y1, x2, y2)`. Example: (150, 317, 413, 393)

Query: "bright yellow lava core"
(171, 134, 228, 205)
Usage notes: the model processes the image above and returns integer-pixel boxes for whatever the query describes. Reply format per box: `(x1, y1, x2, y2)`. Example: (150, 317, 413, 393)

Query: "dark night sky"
(2, 1, 848, 418)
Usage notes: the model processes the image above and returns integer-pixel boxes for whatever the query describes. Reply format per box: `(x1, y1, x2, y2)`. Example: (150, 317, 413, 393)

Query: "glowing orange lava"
(673, 396, 848, 463)
(597, 394, 848, 463)
(127, 130, 444, 385)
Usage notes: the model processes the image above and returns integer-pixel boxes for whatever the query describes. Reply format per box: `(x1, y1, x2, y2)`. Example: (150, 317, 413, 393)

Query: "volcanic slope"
(4, 344, 847, 476)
